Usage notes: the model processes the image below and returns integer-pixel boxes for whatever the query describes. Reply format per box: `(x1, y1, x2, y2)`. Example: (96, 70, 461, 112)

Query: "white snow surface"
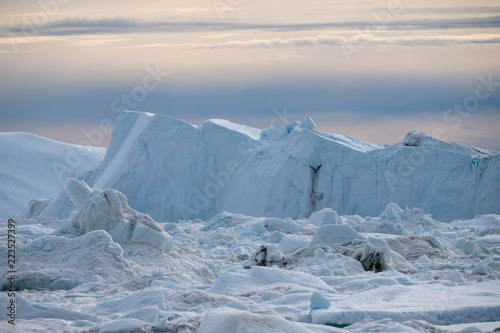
(33, 111, 500, 222)
(0, 132, 105, 219)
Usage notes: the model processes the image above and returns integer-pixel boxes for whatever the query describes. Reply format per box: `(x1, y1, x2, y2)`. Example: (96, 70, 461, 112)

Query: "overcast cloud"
(0, 1, 499, 150)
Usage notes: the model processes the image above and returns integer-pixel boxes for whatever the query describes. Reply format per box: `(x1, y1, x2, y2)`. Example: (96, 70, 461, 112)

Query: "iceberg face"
(38, 111, 499, 222)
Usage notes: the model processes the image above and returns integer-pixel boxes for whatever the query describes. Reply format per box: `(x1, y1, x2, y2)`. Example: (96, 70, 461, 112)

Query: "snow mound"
(65, 178, 174, 251)
(1, 293, 98, 322)
(87, 286, 170, 316)
(198, 309, 320, 333)
(37, 111, 500, 222)
(0, 132, 105, 219)
(309, 282, 500, 326)
(208, 266, 331, 295)
(309, 224, 365, 248)
(307, 208, 341, 226)
(97, 318, 144, 333)
(0, 230, 136, 289)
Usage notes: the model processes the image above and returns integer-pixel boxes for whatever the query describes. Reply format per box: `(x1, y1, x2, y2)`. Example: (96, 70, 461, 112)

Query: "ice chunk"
(279, 235, 310, 254)
(119, 306, 160, 323)
(220, 301, 249, 310)
(209, 266, 331, 295)
(354, 243, 393, 272)
(380, 203, 405, 220)
(310, 292, 330, 310)
(429, 236, 444, 251)
(300, 115, 316, 130)
(439, 271, 466, 284)
(49, 278, 77, 291)
(454, 239, 477, 255)
(251, 245, 284, 266)
(0, 294, 97, 322)
(310, 224, 365, 248)
(65, 178, 93, 212)
(307, 208, 340, 226)
(314, 248, 325, 258)
(309, 282, 500, 326)
(65, 178, 174, 250)
(258, 291, 283, 302)
(71, 282, 100, 293)
(130, 220, 174, 251)
(97, 318, 144, 333)
(412, 225, 424, 234)
(249, 222, 268, 237)
(450, 215, 500, 230)
(263, 218, 303, 233)
(12, 271, 53, 291)
(198, 309, 318, 333)
(200, 212, 254, 231)
(472, 264, 489, 275)
(268, 230, 284, 243)
(89, 286, 171, 316)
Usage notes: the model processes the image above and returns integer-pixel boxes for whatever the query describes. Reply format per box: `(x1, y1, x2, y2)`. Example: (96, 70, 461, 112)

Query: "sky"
(1, 0, 499, 150)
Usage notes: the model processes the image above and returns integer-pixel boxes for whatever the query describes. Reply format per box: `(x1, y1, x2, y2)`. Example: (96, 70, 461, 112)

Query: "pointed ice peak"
(65, 178, 92, 212)
(300, 115, 316, 130)
(310, 292, 331, 310)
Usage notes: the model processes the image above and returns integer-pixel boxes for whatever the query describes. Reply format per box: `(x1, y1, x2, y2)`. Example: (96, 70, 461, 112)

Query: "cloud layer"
(198, 33, 500, 49)
(1, 15, 500, 37)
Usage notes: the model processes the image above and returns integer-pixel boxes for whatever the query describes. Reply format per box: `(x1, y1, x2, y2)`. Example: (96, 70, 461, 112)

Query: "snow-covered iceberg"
(37, 111, 499, 223)
(0, 132, 105, 219)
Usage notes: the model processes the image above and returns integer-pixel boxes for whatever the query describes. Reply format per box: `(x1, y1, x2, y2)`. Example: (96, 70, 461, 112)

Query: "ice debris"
(65, 178, 174, 251)
(309, 224, 365, 248)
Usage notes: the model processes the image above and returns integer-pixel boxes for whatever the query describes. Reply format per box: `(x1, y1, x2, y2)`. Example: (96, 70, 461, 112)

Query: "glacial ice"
(0, 132, 105, 219)
(34, 111, 500, 222)
(65, 178, 174, 251)
(2, 113, 500, 333)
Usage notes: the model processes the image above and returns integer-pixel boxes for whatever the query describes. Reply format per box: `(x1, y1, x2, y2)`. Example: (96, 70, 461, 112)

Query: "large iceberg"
(37, 111, 499, 222)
